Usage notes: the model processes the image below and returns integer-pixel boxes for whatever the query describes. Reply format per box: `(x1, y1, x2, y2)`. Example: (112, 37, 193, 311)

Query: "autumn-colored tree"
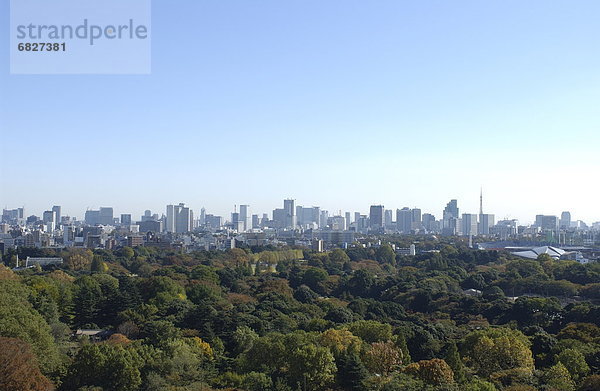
(404, 358, 454, 386)
(66, 249, 93, 270)
(319, 328, 362, 357)
(0, 337, 54, 391)
(363, 340, 403, 376)
(579, 375, 600, 391)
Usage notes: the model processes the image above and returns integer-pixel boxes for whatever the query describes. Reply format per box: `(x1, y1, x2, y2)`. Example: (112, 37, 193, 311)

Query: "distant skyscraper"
(444, 199, 459, 219)
(536, 215, 559, 231)
(84, 210, 100, 225)
(560, 211, 571, 229)
(239, 205, 250, 232)
(283, 199, 297, 228)
(166, 205, 175, 232)
(384, 209, 393, 228)
(345, 212, 352, 229)
(479, 214, 495, 235)
(200, 207, 206, 225)
(166, 203, 193, 233)
(43, 210, 56, 224)
(442, 199, 459, 235)
(369, 205, 384, 230)
(121, 214, 132, 225)
(411, 208, 422, 230)
(397, 208, 412, 233)
(98, 207, 114, 225)
(52, 206, 61, 226)
(422, 213, 436, 231)
(462, 213, 478, 236)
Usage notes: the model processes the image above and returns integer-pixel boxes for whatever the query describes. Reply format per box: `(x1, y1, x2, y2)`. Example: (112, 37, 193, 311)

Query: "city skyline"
(2, 191, 597, 227)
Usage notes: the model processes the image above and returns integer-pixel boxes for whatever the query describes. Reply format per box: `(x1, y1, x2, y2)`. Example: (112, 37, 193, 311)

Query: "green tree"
(445, 342, 466, 383)
(287, 344, 336, 391)
(462, 328, 534, 379)
(347, 320, 392, 343)
(0, 281, 60, 373)
(557, 348, 589, 381)
(63, 344, 142, 391)
(542, 362, 575, 391)
(336, 352, 369, 391)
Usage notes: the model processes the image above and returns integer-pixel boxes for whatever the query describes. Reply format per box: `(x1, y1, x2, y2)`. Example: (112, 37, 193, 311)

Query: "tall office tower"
(200, 207, 206, 225)
(345, 212, 352, 229)
(369, 205, 385, 230)
(422, 213, 436, 231)
(329, 215, 346, 230)
(560, 211, 571, 229)
(166, 205, 175, 232)
(142, 210, 153, 222)
(176, 203, 193, 233)
(43, 210, 56, 224)
(479, 214, 495, 235)
(99, 207, 114, 225)
(121, 214, 132, 225)
(52, 206, 61, 227)
(354, 212, 361, 225)
(320, 210, 329, 228)
(384, 209, 393, 228)
(239, 205, 250, 232)
(411, 208, 422, 230)
(283, 199, 297, 228)
(252, 214, 260, 229)
(442, 199, 459, 235)
(396, 207, 412, 233)
(84, 210, 100, 225)
(231, 211, 241, 231)
(462, 213, 478, 236)
(539, 215, 559, 231)
(443, 199, 459, 219)
(166, 203, 193, 233)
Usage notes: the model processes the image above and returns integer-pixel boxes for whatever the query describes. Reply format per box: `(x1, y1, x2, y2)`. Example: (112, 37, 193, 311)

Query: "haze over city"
(1, 0, 599, 223)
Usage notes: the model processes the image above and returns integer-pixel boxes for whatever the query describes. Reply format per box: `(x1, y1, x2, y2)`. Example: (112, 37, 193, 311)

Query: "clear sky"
(1, 0, 599, 224)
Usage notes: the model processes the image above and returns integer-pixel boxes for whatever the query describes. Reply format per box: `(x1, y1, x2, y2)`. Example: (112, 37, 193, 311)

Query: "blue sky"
(1, 0, 599, 224)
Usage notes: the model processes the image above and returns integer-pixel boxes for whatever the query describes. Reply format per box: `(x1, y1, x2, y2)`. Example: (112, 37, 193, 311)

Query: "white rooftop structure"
(512, 246, 565, 260)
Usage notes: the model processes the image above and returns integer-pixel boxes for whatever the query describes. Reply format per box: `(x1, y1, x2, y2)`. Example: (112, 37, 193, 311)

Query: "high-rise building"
(560, 211, 571, 229)
(422, 213, 436, 231)
(200, 207, 206, 225)
(479, 214, 495, 235)
(411, 208, 422, 230)
(345, 212, 352, 229)
(397, 207, 412, 233)
(283, 199, 297, 228)
(462, 214, 478, 236)
(166, 205, 175, 232)
(535, 215, 559, 231)
(52, 206, 61, 226)
(121, 214, 132, 225)
(166, 203, 193, 233)
(369, 205, 384, 230)
(384, 209, 393, 229)
(252, 214, 260, 229)
(43, 210, 56, 224)
(442, 199, 459, 235)
(98, 207, 114, 225)
(239, 205, 250, 232)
